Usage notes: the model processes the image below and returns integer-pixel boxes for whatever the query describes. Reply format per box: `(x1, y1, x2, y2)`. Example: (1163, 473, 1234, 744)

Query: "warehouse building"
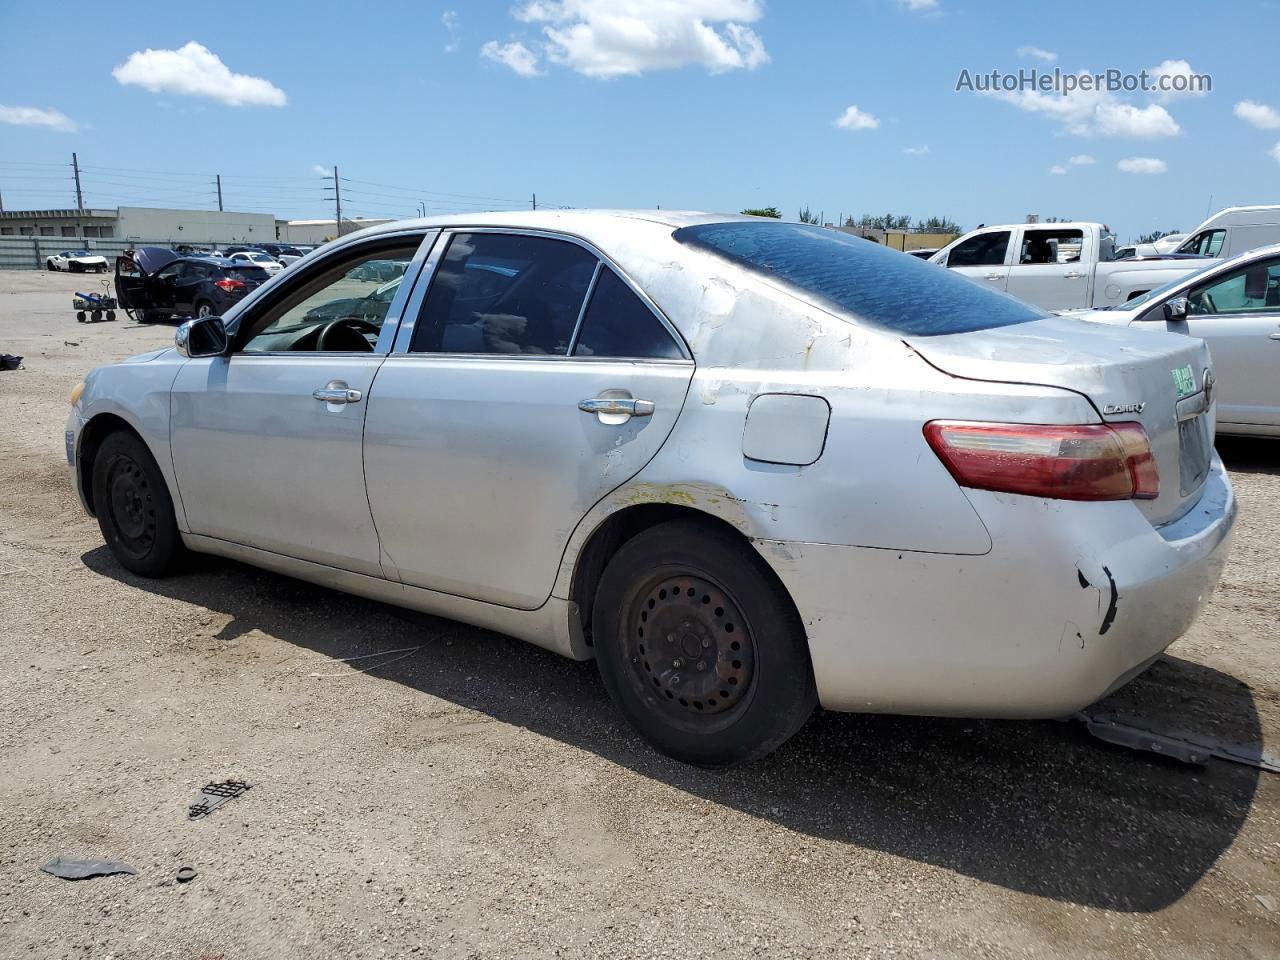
(0, 206, 277, 243)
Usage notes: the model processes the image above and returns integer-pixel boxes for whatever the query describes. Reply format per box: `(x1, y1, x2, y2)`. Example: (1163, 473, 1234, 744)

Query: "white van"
(1177, 205, 1280, 258)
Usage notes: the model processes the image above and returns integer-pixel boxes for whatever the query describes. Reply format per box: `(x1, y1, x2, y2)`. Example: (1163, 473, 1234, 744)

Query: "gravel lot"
(1, 269, 1278, 959)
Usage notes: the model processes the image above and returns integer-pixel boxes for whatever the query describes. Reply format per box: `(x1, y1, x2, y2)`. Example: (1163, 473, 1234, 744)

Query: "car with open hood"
(114, 247, 271, 323)
(66, 211, 1235, 767)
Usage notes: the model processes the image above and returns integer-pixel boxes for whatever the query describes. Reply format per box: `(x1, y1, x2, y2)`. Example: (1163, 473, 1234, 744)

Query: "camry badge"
(1103, 402, 1146, 415)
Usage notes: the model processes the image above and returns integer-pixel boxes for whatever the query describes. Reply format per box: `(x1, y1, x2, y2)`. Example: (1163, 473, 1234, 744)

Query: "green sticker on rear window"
(1172, 364, 1196, 398)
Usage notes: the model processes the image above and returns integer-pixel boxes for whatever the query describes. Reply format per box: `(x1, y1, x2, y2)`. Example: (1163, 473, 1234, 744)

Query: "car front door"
(1175, 256, 1280, 427)
(940, 229, 1012, 292)
(1005, 227, 1091, 311)
(168, 232, 434, 575)
(363, 230, 696, 609)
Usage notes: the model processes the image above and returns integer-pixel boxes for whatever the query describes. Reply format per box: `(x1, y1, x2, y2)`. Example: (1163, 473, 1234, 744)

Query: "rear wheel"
(194, 300, 214, 319)
(593, 519, 816, 767)
(91, 431, 185, 577)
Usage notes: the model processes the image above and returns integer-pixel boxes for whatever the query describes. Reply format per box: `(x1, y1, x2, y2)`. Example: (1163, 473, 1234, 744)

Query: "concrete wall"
(115, 207, 276, 244)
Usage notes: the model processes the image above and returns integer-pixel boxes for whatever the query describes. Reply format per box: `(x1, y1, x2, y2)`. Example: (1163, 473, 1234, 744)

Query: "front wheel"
(47, 261, 57, 271)
(91, 431, 186, 577)
(593, 519, 816, 767)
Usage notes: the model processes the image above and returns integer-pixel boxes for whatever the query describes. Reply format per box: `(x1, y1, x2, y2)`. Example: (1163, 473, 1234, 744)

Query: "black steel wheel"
(91, 430, 185, 577)
(593, 518, 816, 767)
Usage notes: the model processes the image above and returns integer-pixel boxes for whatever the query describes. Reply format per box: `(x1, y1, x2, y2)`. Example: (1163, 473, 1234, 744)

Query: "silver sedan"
(66, 212, 1236, 766)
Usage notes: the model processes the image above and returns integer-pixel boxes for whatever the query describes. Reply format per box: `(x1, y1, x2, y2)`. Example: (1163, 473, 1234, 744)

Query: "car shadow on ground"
(82, 545, 1261, 914)
(1217, 435, 1280, 475)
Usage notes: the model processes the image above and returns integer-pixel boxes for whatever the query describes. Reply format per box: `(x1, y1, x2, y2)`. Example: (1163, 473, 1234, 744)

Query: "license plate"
(1178, 414, 1211, 496)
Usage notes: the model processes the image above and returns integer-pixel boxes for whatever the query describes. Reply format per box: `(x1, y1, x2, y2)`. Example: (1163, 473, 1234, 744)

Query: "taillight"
(214, 278, 245, 292)
(924, 420, 1159, 501)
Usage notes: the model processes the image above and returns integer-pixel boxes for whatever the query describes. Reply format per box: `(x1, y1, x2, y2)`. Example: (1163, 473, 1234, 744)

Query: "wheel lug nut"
(701, 638, 711, 648)
(672, 658, 684, 669)
(667, 633, 676, 643)
(696, 661, 706, 671)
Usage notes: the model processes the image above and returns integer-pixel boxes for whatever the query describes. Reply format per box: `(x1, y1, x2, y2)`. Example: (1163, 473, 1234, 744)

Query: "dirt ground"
(1, 269, 1278, 959)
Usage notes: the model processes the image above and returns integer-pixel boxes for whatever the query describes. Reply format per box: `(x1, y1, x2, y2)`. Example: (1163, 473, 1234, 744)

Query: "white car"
(46, 250, 109, 273)
(1073, 242, 1280, 436)
(931, 222, 1210, 312)
(65, 211, 1235, 766)
(228, 251, 284, 274)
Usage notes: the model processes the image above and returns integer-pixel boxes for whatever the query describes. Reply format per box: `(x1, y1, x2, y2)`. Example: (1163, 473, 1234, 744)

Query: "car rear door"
(1176, 254, 1280, 427)
(363, 229, 695, 609)
(1005, 227, 1092, 310)
(939, 229, 1012, 292)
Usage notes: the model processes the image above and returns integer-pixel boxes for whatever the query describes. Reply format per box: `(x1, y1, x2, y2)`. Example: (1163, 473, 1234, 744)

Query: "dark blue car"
(115, 247, 271, 323)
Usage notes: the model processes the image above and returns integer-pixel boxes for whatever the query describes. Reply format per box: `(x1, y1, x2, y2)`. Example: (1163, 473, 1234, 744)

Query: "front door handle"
(578, 397, 655, 418)
(984, 274, 1003, 281)
(1063, 271, 1086, 279)
(1270, 333, 1280, 340)
(313, 381, 362, 404)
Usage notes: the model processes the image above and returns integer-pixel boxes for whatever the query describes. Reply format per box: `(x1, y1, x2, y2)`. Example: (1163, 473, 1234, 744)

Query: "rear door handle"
(313, 381, 362, 404)
(578, 397, 655, 418)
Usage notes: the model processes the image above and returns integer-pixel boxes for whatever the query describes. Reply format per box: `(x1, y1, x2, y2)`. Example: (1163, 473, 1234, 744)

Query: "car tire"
(592, 518, 817, 767)
(91, 430, 186, 577)
(47, 261, 57, 271)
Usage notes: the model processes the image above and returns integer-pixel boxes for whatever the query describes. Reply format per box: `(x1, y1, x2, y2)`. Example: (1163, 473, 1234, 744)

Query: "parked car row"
(68, 210, 1238, 767)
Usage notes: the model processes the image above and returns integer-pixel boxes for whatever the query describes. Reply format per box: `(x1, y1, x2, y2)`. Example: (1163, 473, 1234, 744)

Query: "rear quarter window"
(674, 222, 1044, 336)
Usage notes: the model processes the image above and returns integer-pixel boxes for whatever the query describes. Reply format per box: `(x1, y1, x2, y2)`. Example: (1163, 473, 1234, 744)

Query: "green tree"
(913, 216, 962, 234)
(741, 206, 782, 218)
(1137, 229, 1180, 244)
(797, 206, 820, 224)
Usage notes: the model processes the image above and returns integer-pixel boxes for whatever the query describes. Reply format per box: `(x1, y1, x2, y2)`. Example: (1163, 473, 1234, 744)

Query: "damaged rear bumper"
(755, 458, 1236, 718)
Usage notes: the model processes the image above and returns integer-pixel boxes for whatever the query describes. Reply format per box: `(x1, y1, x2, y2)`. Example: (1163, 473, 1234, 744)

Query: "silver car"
(1074, 242, 1280, 437)
(66, 212, 1236, 766)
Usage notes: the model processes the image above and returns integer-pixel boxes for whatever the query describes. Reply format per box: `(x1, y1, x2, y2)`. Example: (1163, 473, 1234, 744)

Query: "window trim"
(390, 227, 692, 363)
(227, 229, 436, 357)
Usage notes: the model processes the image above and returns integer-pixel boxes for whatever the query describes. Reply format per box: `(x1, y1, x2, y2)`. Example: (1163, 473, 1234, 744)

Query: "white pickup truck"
(928, 221, 1211, 312)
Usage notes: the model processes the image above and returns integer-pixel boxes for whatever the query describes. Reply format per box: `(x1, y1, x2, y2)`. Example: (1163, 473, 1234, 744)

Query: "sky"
(0, 0, 1276, 241)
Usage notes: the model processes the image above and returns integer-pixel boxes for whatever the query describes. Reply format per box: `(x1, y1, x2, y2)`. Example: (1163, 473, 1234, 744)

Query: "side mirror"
(1164, 296, 1189, 321)
(176, 315, 229, 358)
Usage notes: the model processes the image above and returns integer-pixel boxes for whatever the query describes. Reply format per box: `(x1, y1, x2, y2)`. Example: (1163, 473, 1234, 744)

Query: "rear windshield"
(673, 222, 1045, 336)
(224, 265, 269, 281)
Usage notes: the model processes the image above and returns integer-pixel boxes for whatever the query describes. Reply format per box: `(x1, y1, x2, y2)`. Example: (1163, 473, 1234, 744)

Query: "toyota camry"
(66, 211, 1236, 766)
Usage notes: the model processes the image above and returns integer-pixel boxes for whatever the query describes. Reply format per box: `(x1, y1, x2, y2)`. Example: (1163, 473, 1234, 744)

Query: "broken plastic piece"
(40, 857, 137, 881)
(176, 867, 198, 883)
(1076, 711, 1280, 773)
(188, 779, 251, 820)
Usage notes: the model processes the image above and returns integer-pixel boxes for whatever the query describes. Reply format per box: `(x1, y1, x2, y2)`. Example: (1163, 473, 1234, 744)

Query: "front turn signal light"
(69, 381, 84, 407)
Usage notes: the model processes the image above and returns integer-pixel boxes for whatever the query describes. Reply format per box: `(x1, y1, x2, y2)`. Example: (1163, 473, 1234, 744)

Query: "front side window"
(240, 242, 419, 353)
(946, 231, 1011, 267)
(675, 222, 1042, 337)
(411, 233, 597, 355)
(572, 268, 683, 359)
(1016, 229, 1084, 265)
(1180, 229, 1226, 257)
(1189, 259, 1280, 315)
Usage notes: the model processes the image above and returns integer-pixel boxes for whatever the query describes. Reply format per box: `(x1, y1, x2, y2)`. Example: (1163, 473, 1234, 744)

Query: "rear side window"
(947, 231, 1011, 267)
(674, 222, 1043, 337)
(412, 233, 597, 355)
(572, 268, 683, 360)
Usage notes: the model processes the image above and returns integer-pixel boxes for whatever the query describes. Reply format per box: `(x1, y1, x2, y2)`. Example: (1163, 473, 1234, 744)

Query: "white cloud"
(1094, 102, 1179, 138)
(903, 144, 929, 155)
(1118, 156, 1167, 174)
(1017, 46, 1056, 62)
(1271, 142, 1280, 165)
(1148, 58, 1206, 100)
(499, 0, 768, 78)
(897, 0, 939, 10)
(835, 105, 880, 130)
(113, 42, 286, 107)
(481, 40, 541, 77)
(0, 104, 76, 132)
(979, 70, 1179, 138)
(312, 164, 333, 177)
(1049, 154, 1094, 175)
(442, 11, 460, 53)
(1236, 99, 1280, 130)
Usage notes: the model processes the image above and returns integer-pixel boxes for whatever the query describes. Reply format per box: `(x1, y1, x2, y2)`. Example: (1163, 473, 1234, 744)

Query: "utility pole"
(334, 166, 342, 235)
(72, 152, 84, 211)
(216, 174, 223, 212)
(531, 193, 537, 211)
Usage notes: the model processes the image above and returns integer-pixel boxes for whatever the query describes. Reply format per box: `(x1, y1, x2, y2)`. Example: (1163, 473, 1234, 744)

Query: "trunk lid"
(907, 316, 1214, 526)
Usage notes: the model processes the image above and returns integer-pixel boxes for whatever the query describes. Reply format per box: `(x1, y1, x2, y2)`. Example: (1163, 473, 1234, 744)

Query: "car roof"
(341, 209, 757, 240)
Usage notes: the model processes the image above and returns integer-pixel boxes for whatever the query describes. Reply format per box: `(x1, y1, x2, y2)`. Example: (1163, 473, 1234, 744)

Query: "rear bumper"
(756, 459, 1236, 717)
